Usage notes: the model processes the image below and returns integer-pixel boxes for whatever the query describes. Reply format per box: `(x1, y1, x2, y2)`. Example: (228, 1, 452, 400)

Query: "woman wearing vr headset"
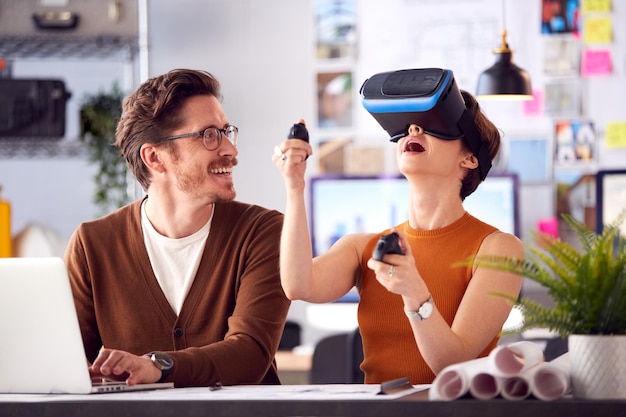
(272, 69, 523, 385)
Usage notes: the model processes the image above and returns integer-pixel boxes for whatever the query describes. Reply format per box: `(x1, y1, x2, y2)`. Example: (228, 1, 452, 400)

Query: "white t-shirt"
(141, 200, 213, 315)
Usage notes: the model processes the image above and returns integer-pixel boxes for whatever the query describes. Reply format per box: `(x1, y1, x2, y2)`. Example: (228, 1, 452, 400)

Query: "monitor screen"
(595, 169, 626, 236)
(309, 173, 520, 257)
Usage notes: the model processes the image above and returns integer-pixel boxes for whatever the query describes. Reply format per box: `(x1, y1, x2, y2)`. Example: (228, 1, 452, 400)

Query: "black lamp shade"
(476, 51, 533, 100)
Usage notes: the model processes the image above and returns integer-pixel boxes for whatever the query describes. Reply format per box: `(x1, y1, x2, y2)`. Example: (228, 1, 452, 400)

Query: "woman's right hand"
(272, 119, 315, 300)
(272, 119, 312, 191)
(273, 119, 365, 303)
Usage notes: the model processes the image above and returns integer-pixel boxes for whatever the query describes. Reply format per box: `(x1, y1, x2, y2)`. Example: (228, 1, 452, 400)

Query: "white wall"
(146, 0, 316, 213)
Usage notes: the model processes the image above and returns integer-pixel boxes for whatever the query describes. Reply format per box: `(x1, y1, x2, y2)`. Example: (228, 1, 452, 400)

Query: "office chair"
(278, 320, 302, 351)
(310, 327, 364, 384)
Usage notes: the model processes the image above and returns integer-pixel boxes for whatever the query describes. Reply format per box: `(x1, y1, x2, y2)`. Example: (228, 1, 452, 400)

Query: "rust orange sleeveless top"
(357, 212, 499, 384)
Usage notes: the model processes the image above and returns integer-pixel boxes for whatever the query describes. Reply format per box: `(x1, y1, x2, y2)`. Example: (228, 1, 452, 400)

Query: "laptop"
(0, 257, 174, 394)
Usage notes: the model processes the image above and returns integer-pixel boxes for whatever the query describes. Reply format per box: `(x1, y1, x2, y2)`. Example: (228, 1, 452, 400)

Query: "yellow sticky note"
(582, 0, 612, 14)
(584, 16, 613, 44)
(605, 122, 626, 148)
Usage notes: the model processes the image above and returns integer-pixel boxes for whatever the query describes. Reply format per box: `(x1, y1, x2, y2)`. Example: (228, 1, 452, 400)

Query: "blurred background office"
(1, 0, 625, 360)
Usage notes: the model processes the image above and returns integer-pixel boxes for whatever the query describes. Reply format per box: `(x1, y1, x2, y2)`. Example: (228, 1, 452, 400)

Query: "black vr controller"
(372, 232, 404, 262)
(287, 122, 309, 142)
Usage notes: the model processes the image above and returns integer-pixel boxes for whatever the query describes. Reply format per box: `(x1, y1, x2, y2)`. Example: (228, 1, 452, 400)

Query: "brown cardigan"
(65, 198, 290, 387)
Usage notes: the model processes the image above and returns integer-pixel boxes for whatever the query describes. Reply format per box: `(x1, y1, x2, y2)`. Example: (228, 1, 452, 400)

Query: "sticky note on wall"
(605, 122, 626, 148)
(582, 0, 612, 14)
(581, 49, 612, 76)
(583, 16, 613, 44)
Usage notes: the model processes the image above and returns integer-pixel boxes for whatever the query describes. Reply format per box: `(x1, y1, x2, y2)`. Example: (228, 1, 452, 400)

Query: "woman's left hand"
(366, 228, 430, 311)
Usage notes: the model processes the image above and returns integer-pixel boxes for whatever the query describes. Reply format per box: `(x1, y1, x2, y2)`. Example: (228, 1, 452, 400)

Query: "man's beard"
(174, 158, 237, 202)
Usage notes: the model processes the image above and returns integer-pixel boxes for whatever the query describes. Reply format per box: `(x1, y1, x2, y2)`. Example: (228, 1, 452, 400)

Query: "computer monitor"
(309, 172, 520, 257)
(595, 169, 626, 236)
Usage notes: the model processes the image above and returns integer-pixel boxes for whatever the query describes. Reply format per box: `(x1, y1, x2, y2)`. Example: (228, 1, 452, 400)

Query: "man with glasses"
(64, 69, 290, 387)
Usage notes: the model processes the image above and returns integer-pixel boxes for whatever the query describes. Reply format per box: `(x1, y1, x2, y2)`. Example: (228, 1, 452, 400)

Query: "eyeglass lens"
(203, 126, 238, 150)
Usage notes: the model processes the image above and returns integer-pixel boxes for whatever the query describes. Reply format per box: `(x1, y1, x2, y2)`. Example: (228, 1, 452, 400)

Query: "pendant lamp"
(476, 1, 532, 100)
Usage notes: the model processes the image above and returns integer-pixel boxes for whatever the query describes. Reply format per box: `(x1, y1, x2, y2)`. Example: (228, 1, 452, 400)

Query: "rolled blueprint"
(430, 341, 547, 401)
(500, 375, 531, 400)
(500, 352, 570, 401)
(429, 357, 500, 401)
(468, 371, 502, 400)
(527, 353, 570, 401)
(489, 340, 545, 376)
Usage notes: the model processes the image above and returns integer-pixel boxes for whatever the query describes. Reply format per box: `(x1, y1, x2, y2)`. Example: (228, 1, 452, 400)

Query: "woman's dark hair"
(459, 90, 501, 200)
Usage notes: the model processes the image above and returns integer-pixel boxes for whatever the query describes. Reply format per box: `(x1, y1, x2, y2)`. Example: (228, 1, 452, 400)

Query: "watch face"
(419, 301, 434, 319)
(152, 352, 174, 370)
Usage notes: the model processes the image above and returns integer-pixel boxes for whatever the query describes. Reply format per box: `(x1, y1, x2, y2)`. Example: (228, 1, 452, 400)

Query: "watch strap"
(144, 352, 173, 383)
(404, 295, 434, 321)
(157, 367, 171, 383)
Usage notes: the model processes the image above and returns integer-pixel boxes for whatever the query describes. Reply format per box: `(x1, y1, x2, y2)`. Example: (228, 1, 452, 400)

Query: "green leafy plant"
(467, 212, 626, 338)
(79, 83, 129, 215)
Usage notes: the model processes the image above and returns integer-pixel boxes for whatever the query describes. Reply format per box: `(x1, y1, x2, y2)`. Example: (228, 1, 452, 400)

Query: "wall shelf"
(0, 32, 139, 160)
(0, 138, 88, 159)
(0, 34, 138, 60)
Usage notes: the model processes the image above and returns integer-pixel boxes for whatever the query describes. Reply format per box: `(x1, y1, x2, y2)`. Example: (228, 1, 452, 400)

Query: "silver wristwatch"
(144, 351, 174, 382)
(404, 295, 434, 321)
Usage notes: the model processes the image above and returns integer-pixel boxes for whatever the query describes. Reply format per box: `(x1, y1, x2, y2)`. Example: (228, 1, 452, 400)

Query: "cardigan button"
(174, 327, 184, 337)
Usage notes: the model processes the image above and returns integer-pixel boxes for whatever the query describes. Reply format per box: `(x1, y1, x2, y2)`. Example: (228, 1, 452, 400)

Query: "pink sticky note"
(538, 218, 559, 238)
(581, 49, 612, 76)
(523, 90, 544, 117)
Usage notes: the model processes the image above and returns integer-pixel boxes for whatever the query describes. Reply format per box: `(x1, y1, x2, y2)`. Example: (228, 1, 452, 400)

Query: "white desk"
(1, 385, 625, 417)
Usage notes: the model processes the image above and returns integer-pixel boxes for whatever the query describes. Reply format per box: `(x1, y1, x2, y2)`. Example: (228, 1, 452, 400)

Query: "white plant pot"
(569, 334, 626, 399)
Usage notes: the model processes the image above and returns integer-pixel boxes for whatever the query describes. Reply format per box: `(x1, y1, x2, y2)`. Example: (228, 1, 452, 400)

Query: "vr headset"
(360, 68, 491, 180)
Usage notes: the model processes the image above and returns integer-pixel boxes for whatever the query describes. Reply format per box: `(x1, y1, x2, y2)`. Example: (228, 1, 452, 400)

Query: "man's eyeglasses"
(160, 125, 238, 151)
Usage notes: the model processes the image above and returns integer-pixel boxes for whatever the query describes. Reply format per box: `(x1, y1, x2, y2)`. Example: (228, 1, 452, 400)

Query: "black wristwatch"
(144, 351, 174, 382)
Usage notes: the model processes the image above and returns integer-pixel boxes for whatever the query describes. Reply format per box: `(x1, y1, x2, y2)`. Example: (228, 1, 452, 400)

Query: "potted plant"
(79, 83, 130, 215)
(469, 212, 626, 399)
